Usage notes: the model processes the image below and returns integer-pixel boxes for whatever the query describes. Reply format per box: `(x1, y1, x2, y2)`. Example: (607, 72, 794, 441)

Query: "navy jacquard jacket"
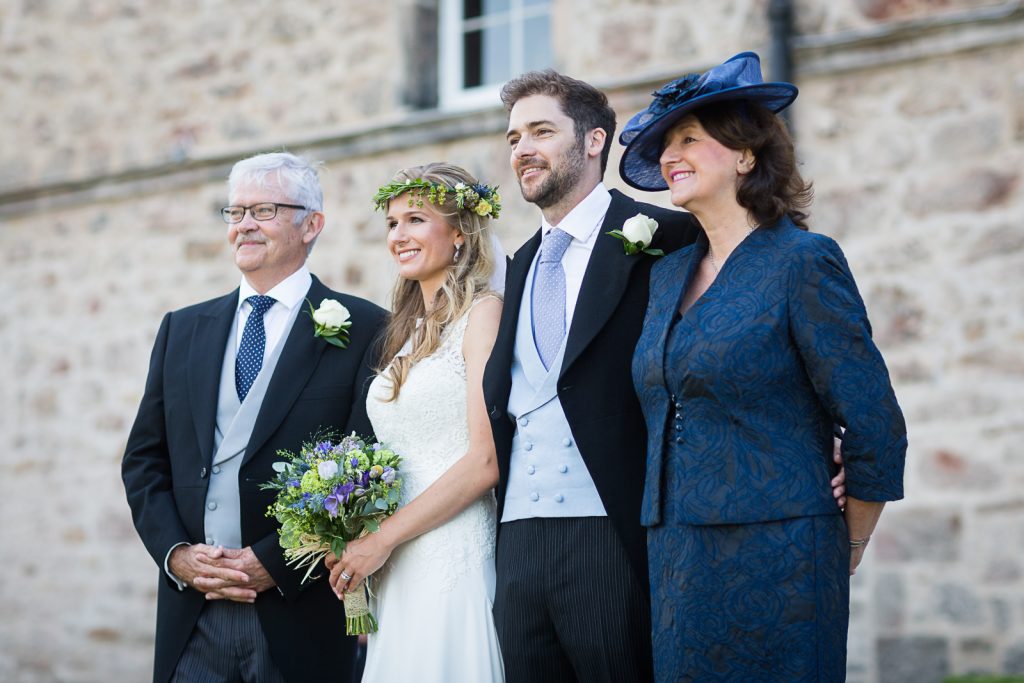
(633, 217, 907, 527)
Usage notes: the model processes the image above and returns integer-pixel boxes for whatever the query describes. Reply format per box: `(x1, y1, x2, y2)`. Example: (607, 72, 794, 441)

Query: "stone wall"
(2, 0, 1022, 680)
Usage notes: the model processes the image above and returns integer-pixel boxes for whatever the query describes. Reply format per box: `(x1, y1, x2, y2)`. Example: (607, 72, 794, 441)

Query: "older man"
(123, 152, 387, 682)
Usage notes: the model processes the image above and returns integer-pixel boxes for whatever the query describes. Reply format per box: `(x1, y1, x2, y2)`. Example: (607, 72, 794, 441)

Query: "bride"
(325, 163, 506, 682)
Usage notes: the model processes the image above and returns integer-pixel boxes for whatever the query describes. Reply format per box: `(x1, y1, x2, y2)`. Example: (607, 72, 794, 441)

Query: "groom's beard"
(517, 136, 588, 210)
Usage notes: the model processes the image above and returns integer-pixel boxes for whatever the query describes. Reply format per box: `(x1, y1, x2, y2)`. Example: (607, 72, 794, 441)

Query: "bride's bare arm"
(330, 297, 503, 594)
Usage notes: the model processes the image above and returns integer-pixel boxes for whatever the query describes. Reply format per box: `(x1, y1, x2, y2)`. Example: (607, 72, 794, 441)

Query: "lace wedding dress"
(361, 304, 504, 683)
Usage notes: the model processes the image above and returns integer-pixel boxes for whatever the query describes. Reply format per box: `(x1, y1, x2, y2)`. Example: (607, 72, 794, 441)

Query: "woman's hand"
(328, 532, 394, 597)
(845, 497, 884, 577)
(849, 541, 869, 576)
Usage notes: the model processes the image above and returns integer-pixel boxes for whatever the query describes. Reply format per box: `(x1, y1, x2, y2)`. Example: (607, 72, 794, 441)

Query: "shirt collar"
(541, 183, 611, 242)
(238, 265, 312, 312)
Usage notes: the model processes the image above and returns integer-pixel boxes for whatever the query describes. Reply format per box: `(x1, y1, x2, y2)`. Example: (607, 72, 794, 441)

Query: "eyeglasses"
(220, 202, 307, 224)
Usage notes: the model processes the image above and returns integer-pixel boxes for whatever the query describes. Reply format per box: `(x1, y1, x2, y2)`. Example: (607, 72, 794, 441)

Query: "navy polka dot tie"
(235, 295, 276, 402)
(532, 228, 574, 370)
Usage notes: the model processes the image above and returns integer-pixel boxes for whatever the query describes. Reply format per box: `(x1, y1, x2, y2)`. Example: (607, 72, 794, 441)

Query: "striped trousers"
(493, 517, 653, 683)
(171, 601, 285, 683)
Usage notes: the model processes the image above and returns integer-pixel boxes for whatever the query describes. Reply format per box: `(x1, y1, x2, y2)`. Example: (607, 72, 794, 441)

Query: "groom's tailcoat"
(123, 275, 387, 683)
(483, 190, 699, 586)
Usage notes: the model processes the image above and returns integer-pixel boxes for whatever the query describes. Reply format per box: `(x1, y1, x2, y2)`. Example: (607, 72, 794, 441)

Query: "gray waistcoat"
(502, 254, 607, 522)
(203, 304, 298, 547)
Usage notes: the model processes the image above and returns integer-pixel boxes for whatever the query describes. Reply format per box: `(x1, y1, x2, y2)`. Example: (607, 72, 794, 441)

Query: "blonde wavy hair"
(378, 162, 499, 401)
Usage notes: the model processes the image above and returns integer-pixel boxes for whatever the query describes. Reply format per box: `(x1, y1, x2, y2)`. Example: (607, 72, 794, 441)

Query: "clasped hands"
(324, 533, 394, 599)
(169, 544, 275, 603)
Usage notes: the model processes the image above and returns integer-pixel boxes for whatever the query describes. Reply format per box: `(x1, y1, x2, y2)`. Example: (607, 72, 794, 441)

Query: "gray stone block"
(877, 637, 949, 683)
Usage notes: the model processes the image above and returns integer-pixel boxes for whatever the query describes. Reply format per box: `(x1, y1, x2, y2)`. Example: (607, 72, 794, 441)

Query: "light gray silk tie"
(532, 228, 574, 369)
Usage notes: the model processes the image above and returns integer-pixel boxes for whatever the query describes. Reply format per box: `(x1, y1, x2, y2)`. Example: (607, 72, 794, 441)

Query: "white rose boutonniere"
(607, 213, 664, 257)
(307, 298, 352, 348)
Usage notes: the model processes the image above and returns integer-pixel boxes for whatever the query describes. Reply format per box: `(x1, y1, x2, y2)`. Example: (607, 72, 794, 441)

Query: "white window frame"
(438, 0, 552, 111)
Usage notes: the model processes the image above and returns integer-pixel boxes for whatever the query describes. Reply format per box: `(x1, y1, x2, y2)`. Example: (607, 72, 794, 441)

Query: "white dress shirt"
(236, 265, 313, 359)
(537, 183, 611, 333)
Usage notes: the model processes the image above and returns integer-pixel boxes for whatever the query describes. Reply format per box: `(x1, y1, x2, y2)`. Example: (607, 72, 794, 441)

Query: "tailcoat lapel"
(561, 191, 644, 376)
(244, 277, 330, 463)
(188, 292, 238, 466)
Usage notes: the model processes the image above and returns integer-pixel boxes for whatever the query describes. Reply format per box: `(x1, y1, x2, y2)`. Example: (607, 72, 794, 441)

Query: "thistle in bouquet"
(262, 432, 402, 635)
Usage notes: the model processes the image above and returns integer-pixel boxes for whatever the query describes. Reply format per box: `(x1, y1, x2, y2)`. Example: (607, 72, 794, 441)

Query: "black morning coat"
(122, 275, 387, 683)
(482, 189, 700, 586)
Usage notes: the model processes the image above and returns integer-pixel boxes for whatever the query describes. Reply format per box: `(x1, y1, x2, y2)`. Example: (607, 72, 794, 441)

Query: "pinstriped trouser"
(493, 517, 654, 683)
(171, 601, 286, 683)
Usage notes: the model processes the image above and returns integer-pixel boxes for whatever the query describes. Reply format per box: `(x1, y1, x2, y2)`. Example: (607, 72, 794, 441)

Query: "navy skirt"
(647, 513, 850, 682)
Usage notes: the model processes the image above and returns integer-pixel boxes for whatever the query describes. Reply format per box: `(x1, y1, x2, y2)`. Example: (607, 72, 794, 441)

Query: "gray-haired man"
(123, 152, 387, 682)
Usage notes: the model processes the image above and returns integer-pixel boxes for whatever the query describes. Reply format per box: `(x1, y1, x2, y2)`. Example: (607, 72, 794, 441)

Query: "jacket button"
(559, 464, 568, 473)
(675, 424, 683, 431)
(200, 467, 208, 478)
(675, 402, 683, 410)
(524, 442, 533, 451)
(520, 417, 529, 427)
(207, 501, 217, 511)
(562, 437, 572, 447)
(554, 494, 564, 503)
(212, 465, 221, 475)
(530, 492, 539, 502)
(527, 465, 536, 475)
(676, 436, 684, 444)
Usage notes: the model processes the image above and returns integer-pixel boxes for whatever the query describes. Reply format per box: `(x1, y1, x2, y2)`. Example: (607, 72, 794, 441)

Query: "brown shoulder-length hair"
(691, 101, 813, 230)
(377, 163, 498, 401)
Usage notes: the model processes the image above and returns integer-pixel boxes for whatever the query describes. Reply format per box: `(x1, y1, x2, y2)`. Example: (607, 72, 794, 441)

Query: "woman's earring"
(453, 242, 463, 263)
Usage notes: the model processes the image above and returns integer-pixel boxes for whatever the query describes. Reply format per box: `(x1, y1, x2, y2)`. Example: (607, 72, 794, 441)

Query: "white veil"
(488, 232, 508, 296)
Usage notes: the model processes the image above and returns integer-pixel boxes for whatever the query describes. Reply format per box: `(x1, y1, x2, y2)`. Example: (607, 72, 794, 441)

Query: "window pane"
(483, 0, 510, 13)
(522, 15, 551, 73)
(523, 0, 549, 7)
(464, 0, 482, 20)
(463, 29, 483, 88)
(482, 21, 511, 85)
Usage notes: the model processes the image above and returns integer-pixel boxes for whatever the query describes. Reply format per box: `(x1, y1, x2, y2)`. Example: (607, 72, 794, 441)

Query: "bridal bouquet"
(262, 432, 402, 634)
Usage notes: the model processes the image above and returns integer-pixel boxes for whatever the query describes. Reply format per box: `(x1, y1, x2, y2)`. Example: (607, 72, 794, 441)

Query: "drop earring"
(453, 242, 463, 263)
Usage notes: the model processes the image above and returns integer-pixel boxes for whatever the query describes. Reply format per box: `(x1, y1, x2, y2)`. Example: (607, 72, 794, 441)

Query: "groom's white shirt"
(537, 183, 610, 334)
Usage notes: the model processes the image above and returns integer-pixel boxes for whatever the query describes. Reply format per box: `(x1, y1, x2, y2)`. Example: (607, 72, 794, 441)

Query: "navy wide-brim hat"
(619, 51, 798, 192)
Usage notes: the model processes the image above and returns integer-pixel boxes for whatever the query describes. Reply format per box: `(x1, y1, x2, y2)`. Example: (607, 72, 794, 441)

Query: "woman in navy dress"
(619, 52, 907, 682)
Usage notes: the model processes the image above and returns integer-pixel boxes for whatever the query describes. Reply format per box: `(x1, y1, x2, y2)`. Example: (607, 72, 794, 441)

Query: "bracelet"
(849, 536, 871, 548)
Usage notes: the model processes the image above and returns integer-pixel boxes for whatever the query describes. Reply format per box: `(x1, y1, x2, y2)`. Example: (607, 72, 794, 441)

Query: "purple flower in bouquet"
(324, 482, 356, 518)
(381, 467, 396, 484)
(339, 434, 362, 453)
(361, 471, 371, 487)
(351, 457, 359, 468)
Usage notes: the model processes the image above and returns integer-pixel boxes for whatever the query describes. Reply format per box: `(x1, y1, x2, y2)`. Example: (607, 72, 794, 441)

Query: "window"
(439, 0, 553, 110)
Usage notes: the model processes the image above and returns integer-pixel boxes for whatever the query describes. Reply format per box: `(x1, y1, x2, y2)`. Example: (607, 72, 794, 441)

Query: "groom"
(122, 152, 387, 682)
(482, 71, 700, 682)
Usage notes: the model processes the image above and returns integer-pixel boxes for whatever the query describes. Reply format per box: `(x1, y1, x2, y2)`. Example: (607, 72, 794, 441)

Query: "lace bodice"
(366, 301, 498, 592)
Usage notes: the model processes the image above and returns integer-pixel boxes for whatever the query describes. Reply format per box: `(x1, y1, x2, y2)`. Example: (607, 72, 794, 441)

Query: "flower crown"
(373, 178, 502, 219)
